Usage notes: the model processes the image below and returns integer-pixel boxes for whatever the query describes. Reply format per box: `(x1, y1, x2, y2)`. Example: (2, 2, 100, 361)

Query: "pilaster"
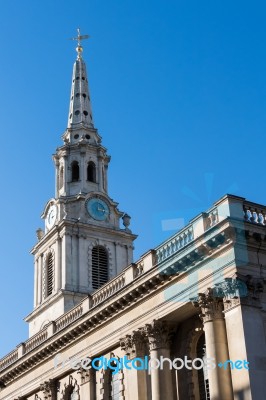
(223, 275, 266, 400)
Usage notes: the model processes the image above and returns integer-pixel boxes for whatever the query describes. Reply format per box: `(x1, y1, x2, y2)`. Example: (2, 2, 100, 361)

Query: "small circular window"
(74, 134, 79, 139)
(83, 111, 88, 116)
(75, 110, 80, 115)
(86, 134, 90, 139)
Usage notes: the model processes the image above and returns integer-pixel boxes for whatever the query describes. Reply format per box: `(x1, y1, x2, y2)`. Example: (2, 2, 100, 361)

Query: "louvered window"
(47, 253, 54, 297)
(92, 246, 108, 289)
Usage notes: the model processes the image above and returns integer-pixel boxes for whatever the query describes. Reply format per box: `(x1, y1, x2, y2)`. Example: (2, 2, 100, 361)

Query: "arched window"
(87, 161, 96, 182)
(71, 161, 79, 182)
(91, 246, 108, 289)
(59, 166, 64, 189)
(46, 253, 54, 297)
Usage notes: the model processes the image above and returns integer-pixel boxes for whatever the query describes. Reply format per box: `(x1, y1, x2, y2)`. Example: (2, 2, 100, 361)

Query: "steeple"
(68, 29, 94, 129)
(26, 29, 137, 337)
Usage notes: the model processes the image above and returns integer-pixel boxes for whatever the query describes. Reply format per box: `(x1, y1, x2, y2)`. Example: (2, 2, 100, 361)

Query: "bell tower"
(25, 30, 137, 336)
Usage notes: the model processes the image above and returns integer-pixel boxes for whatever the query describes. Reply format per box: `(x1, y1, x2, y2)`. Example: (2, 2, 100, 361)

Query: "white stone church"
(0, 31, 265, 400)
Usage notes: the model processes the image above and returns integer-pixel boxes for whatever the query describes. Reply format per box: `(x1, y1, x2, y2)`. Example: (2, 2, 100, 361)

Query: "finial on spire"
(70, 28, 89, 60)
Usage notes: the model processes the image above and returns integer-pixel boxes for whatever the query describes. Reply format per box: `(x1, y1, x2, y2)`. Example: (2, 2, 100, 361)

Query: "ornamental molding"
(143, 320, 174, 351)
(191, 288, 224, 323)
(120, 330, 147, 358)
(223, 274, 265, 311)
(40, 379, 58, 399)
(77, 364, 93, 385)
(60, 376, 79, 400)
(191, 275, 265, 316)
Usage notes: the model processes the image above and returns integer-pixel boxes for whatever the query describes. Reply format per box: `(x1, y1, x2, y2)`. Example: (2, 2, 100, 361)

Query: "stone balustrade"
(243, 202, 266, 225)
(204, 207, 219, 230)
(156, 226, 194, 263)
(24, 330, 48, 353)
(55, 304, 83, 332)
(0, 349, 18, 371)
(92, 274, 126, 306)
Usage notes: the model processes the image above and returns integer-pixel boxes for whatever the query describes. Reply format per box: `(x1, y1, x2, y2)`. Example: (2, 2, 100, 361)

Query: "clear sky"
(1, 0, 266, 357)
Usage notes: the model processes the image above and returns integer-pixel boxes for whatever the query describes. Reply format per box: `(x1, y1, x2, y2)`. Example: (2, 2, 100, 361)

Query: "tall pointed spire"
(68, 29, 94, 129)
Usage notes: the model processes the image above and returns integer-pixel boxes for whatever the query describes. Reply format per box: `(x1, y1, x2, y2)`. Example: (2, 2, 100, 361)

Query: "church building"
(0, 30, 265, 400)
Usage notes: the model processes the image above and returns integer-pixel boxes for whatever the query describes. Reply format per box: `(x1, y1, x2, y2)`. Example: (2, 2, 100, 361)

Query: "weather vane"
(70, 28, 89, 60)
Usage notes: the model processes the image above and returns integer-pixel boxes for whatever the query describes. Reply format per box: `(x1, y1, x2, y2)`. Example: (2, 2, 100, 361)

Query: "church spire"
(67, 29, 94, 129)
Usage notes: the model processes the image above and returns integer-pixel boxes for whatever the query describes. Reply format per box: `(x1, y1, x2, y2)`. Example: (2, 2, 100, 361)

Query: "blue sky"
(1, 0, 266, 356)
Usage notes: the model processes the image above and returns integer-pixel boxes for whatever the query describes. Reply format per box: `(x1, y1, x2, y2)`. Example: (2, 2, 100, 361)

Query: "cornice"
(31, 218, 137, 254)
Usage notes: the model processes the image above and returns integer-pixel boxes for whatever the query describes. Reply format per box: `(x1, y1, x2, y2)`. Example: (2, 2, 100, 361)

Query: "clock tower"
(25, 31, 137, 337)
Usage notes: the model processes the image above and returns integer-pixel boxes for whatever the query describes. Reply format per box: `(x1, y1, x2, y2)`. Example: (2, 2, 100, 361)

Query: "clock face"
(86, 198, 109, 221)
(46, 205, 57, 230)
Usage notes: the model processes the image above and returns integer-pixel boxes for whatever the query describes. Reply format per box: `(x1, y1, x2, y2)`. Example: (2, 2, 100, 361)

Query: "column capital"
(223, 274, 264, 311)
(120, 330, 147, 358)
(40, 379, 58, 399)
(77, 364, 93, 385)
(192, 288, 224, 323)
(143, 320, 174, 351)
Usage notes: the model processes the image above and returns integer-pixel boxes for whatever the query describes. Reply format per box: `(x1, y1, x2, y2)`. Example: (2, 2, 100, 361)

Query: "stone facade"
(0, 33, 266, 400)
(1, 194, 266, 399)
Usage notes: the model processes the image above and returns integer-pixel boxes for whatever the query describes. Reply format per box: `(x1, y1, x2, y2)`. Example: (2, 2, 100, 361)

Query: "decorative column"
(77, 364, 96, 400)
(62, 153, 68, 196)
(192, 289, 233, 400)
(36, 255, 42, 306)
(53, 155, 59, 198)
(39, 253, 44, 303)
(97, 155, 103, 191)
(56, 234, 62, 292)
(34, 257, 38, 307)
(143, 320, 174, 400)
(79, 143, 86, 191)
(40, 379, 58, 400)
(104, 162, 108, 192)
(120, 331, 148, 400)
